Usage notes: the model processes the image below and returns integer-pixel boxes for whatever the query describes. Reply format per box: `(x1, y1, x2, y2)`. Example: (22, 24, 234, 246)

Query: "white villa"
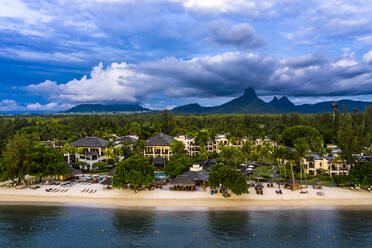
(67, 137, 109, 170)
(301, 154, 350, 176)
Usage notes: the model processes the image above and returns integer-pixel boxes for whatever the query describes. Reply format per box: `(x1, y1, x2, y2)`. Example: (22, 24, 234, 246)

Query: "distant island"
(64, 88, 372, 114)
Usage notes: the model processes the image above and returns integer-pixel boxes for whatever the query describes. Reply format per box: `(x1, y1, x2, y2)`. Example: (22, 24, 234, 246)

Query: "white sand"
(0, 183, 372, 209)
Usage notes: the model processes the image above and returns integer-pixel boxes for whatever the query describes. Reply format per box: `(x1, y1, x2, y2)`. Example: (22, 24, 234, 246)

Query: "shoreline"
(1, 183, 372, 210)
(1, 194, 372, 211)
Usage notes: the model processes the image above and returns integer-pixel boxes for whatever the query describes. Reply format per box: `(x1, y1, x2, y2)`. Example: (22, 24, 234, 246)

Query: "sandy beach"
(0, 182, 372, 209)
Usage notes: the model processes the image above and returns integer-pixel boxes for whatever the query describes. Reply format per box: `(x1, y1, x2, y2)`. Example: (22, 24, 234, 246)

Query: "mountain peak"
(269, 96, 296, 112)
(279, 96, 294, 105)
(242, 88, 258, 99)
(270, 96, 279, 104)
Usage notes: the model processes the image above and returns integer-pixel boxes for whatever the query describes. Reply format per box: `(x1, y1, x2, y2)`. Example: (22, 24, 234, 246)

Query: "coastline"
(1, 184, 372, 210)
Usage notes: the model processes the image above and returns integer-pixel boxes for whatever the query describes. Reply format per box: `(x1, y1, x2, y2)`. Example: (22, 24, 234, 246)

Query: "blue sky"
(1, 0, 372, 112)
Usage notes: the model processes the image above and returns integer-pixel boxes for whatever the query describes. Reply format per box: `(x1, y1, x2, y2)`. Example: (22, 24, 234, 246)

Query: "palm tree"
(219, 144, 234, 166)
(199, 146, 209, 161)
(61, 143, 73, 164)
(241, 140, 254, 164)
(273, 146, 285, 187)
(294, 138, 310, 188)
(113, 147, 124, 162)
(103, 147, 114, 164)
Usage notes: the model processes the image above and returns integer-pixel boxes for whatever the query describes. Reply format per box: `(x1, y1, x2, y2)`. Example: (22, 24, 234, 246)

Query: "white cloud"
(0, 99, 72, 112)
(0, 0, 53, 24)
(363, 50, 372, 64)
(179, 0, 273, 15)
(25, 62, 155, 103)
(0, 100, 21, 112)
(25, 102, 74, 111)
(332, 52, 358, 67)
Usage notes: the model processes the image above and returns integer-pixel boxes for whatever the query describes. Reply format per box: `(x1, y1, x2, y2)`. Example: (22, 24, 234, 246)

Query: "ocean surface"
(0, 205, 372, 248)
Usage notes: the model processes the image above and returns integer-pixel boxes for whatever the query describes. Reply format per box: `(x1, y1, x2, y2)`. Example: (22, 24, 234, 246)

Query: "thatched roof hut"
(171, 175, 195, 186)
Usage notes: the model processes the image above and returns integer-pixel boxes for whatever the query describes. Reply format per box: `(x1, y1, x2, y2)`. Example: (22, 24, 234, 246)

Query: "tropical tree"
(1, 134, 34, 183)
(337, 115, 363, 165)
(61, 143, 75, 164)
(256, 142, 273, 166)
(170, 140, 187, 156)
(218, 145, 234, 166)
(165, 155, 194, 177)
(350, 161, 372, 187)
(103, 147, 114, 164)
(282, 146, 297, 188)
(195, 131, 209, 147)
(29, 145, 68, 179)
(133, 139, 145, 156)
(112, 155, 155, 190)
(208, 164, 248, 195)
(294, 138, 310, 186)
(198, 146, 209, 161)
(241, 140, 254, 164)
(113, 146, 125, 162)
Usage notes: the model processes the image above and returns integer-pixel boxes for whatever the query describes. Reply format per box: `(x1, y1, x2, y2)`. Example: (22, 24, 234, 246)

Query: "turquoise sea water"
(0, 205, 372, 248)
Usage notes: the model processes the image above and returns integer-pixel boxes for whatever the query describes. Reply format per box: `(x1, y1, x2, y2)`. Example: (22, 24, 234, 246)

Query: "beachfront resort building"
(144, 133, 266, 159)
(175, 135, 199, 156)
(114, 134, 139, 150)
(66, 137, 109, 170)
(144, 133, 174, 162)
(171, 164, 209, 190)
(301, 154, 350, 176)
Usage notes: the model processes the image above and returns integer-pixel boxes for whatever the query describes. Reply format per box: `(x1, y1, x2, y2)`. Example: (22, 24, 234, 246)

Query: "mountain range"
(171, 88, 372, 114)
(65, 88, 372, 114)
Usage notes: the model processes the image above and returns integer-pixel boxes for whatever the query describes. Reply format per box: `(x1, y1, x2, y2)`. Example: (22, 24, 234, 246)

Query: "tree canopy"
(170, 140, 187, 156)
(350, 161, 372, 187)
(0, 134, 68, 182)
(165, 154, 194, 177)
(281, 125, 322, 147)
(112, 154, 155, 190)
(208, 164, 248, 195)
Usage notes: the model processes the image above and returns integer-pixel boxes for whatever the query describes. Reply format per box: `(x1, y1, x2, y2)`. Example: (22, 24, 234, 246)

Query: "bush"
(333, 175, 351, 185)
(319, 175, 332, 181)
(94, 161, 106, 170)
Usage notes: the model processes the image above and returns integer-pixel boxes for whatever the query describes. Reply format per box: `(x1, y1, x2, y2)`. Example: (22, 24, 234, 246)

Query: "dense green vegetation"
(112, 155, 155, 190)
(209, 164, 248, 195)
(164, 155, 195, 177)
(0, 104, 371, 187)
(0, 134, 67, 182)
(350, 161, 372, 187)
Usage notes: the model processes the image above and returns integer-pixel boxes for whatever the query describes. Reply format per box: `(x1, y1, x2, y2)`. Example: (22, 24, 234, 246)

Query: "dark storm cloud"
(207, 21, 266, 49)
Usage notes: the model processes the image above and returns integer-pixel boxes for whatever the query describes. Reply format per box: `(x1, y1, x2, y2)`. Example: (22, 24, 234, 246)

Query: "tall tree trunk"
(300, 161, 303, 188)
(278, 160, 282, 189)
(283, 162, 287, 178)
(290, 162, 295, 191)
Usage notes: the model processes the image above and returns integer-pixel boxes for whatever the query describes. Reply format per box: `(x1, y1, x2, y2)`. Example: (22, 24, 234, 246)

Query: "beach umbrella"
(246, 168, 254, 171)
